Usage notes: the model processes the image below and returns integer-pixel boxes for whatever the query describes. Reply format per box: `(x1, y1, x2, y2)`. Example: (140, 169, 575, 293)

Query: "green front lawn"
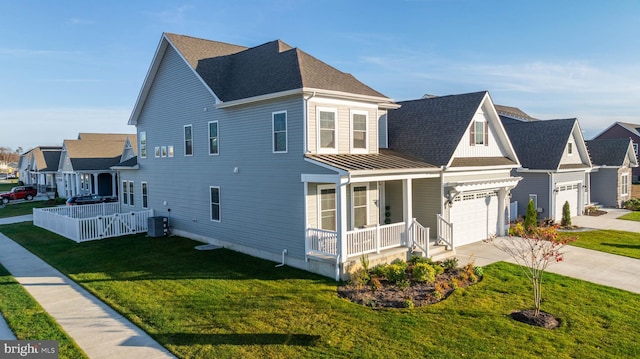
(0, 264, 88, 358)
(617, 211, 640, 222)
(562, 230, 640, 259)
(1, 222, 639, 358)
(0, 200, 52, 218)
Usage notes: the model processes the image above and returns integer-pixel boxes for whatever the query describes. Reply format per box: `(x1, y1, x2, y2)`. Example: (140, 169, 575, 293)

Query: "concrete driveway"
(456, 208, 640, 294)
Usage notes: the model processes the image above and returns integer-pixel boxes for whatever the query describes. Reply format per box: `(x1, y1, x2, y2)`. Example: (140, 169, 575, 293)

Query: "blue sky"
(1, 0, 639, 151)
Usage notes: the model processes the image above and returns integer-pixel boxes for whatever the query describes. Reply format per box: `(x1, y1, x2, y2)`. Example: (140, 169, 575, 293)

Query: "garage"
(449, 190, 500, 246)
(555, 183, 580, 221)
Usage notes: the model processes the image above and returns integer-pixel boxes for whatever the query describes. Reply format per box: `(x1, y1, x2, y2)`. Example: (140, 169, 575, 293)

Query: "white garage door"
(555, 183, 580, 221)
(450, 191, 500, 246)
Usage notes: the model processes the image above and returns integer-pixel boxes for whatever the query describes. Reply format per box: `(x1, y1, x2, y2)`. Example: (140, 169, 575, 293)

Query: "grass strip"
(1, 222, 639, 358)
(0, 264, 88, 359)
(562, 229, 640, 259)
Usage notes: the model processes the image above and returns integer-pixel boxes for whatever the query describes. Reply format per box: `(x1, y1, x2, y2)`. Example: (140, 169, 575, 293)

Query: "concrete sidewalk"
(0, 215, 175, 358)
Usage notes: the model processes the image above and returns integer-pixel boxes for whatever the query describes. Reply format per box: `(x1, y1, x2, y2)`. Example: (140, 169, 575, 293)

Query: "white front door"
(449, 191, 500, 246)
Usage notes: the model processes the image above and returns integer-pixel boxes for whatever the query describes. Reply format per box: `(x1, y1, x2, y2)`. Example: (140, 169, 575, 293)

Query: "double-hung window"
(139, 131, 147, 158)
(208, 121, 219, 155)
(141, 182, 148, 209)
(318, 108, 338, 153)
(184, 125, 193, 156)
(210, 186, 220, 222)
(128, 181, 135, 206)
(352, 185, 368, 228)
(318, 185, 336, 231)
(621, 174, 629, 196)
(273, 111, 287, 153)
(122, 180, 128, 205)
(470, 119, 488, 146)
(351, 110, 368, 153)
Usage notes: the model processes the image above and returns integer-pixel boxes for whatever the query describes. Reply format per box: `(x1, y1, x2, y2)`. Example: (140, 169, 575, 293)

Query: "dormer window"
(470, 120, 488, 146)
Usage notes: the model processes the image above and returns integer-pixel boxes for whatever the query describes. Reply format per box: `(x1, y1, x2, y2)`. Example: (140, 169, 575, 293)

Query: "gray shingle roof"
(387, 91, 488, 166)
(165, 33, 387, 102)
(502, 118, 577, 170)
(306, 149, 437, 172)
(586, 138, 633, 166)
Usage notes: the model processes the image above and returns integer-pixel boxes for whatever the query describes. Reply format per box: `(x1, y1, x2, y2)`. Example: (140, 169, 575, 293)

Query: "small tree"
(486, 223, 576, 317)
(524, 199, 537, 231)
(561, 201, 571, 227)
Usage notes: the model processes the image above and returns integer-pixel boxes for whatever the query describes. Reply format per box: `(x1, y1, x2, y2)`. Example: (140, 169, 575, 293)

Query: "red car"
(1, 185, 37, 204)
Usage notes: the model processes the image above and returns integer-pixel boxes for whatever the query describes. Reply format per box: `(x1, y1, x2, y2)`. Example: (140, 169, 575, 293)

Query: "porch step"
(412, 242, 456, 262)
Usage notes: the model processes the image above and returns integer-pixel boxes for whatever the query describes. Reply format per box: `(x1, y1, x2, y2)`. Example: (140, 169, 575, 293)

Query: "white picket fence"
(33, 203, 152, 243)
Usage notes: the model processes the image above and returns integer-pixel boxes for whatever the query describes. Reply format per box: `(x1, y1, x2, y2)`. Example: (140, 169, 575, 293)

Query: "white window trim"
(208, 121, 219, 156)
(272, 111, 288, 153)
(473, 118, 487, 146)
(210, 186, 221, 222)
(621, 173, 629, 196)
(122, 180, 128, 205)
(154, 147, 160, 158)
(168, 146, 174, 157)
(141, 181, 148, 209)
(350, 110, 368, 154)
(351, 184, 369, 229)
(161, 146, 167, 158)
(184, 124, 193, 156)
(567, 142, 574, 156)
(317, 107, 339, 154)
(139, 131, 147, 158)
(128, 180, 135, 206)
(317, 184, 337, 230)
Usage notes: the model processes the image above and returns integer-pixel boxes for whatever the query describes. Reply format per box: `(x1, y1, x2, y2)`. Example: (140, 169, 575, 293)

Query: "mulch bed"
(337, 268, 480, 308)
(510, 309, 560, 329)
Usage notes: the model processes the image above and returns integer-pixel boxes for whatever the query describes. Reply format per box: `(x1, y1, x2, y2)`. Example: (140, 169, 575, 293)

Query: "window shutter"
(484, 121, 489, 146)
(470, 121, 475, 146)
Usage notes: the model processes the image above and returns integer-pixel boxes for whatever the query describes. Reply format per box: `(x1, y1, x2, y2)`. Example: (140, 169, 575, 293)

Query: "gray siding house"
(122, 33, 443, 279)
(592, 122, 640, 181)
(501, 117, 592, 221)
(387, 92, 521, 248)
(586, 138, 637, 208)
(19, 146, 63, 193)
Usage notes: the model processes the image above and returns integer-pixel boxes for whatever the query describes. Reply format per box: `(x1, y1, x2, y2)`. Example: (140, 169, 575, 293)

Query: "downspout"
(303, 92, 316, 153)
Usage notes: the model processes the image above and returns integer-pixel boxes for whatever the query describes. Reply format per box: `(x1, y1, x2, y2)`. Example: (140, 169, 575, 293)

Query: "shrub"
(370, 264, 389, 279)
(624, 198, 640, 211)
(408, 255, 432, 265)
(402, 298, 415, 308)
(369, 276, 382, 291)
(386, 263, 408, 283)
(442, 257, 459, 271)
(397, 279, 411, 290)
(412, 262, 436, 283)
(390, 258, 408, 271)
(524, 198, 537, 231)
(349, 268, 369, 288)
(432, 263, 444, 275)
(561, 201, 572, 226)
(473, 266, 484, 278)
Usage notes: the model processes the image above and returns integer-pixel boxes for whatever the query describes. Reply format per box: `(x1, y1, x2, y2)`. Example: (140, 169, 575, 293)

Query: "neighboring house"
(120, 32, 463, 280)
(57, 134, 136, 198)
(586, 138, 638, 208)
(501, 117, 592, 221)
(18, 146, 63, 193)
(386, 92, 522, 247)
(592, 122, 640, 182)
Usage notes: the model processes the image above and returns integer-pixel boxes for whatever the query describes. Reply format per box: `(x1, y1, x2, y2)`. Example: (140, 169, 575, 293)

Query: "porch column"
(112, 173, 117, 196)
(497, 188, 507, 236)
(337, 180, 348, 264)
(402, 178, 413, 245)
(92, 173, 98, 194)
(75, 174, 81, 196)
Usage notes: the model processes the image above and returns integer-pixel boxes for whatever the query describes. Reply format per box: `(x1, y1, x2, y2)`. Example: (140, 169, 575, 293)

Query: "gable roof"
(130, 33, 393, 124)
(32, 147, 63, 172)
(63, 134, 137, 171)
(502, 118, 584, 170)
(586, 138, 638, 167)
(387, 91, 517, 167)
(593, 121, 640, 140)
(494, 105, 538, 122)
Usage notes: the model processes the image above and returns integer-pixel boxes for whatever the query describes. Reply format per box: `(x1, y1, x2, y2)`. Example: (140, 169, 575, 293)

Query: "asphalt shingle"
(586, 138, 634, 167)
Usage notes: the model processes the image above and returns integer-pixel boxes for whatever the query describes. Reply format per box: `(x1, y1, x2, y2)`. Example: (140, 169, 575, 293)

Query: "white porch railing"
(436, 214, 454, 250)
(34, 203, 152, 243)
(409, 219, 430, 258)
(307, 222, 411, 259)
(345, 222, 406, 257)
